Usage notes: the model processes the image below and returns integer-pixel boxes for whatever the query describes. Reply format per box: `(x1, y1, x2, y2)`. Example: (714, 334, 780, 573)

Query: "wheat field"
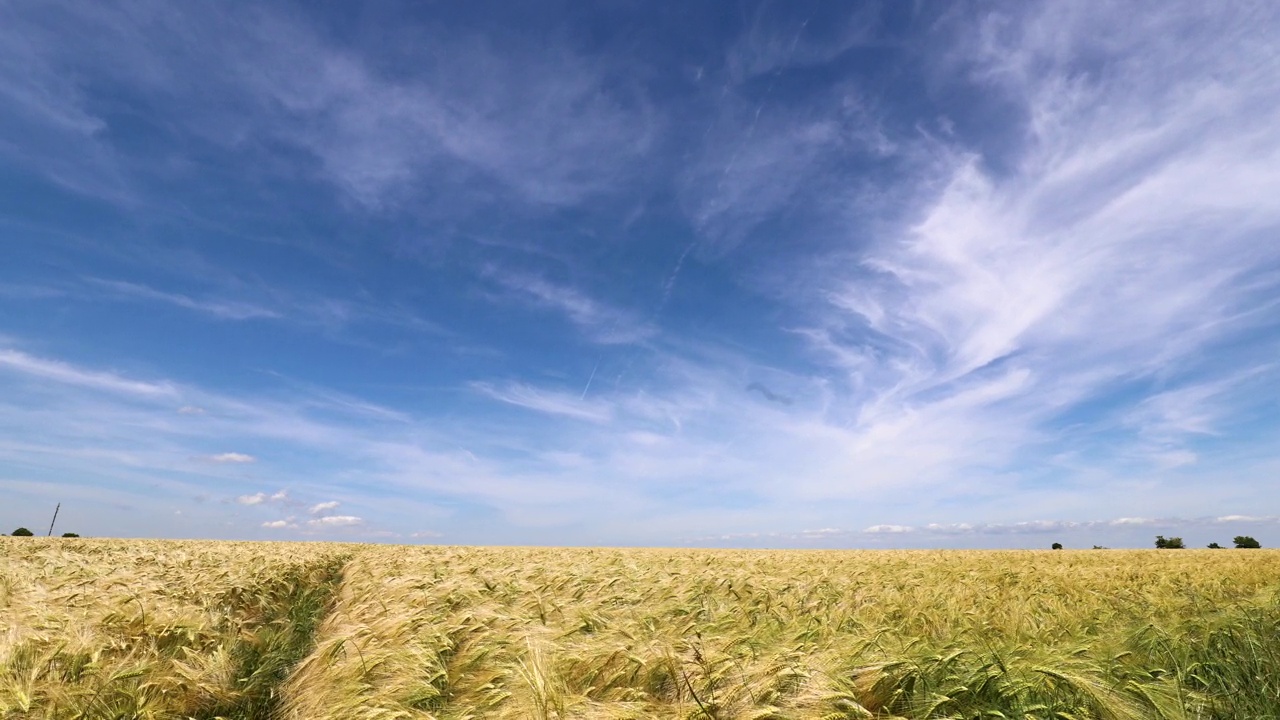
(0, 538, 350, 719)
(3, 540, 1279, 719)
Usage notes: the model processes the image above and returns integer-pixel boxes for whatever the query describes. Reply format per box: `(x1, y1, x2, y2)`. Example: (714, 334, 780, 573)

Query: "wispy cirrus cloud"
(3, 2, 1279, 549)
(0, 283, 65, 300)
(0, 0, 656, 213)
(483, 269, 656, 345)
(471, 381, 613, 423)
(3, 323, 1278, 546)
(246, 28, 657, 210)
(724, 3, 879, 83)
(0, 349, 176, 398)
(0, 1, 133, 203)
(76, 277, 447, 343)
(87, 279, 281, 321)
(778, 1, 1280, 495)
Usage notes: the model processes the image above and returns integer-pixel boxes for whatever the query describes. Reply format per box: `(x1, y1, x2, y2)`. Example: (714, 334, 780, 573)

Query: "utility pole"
(46, 503, 60, 537)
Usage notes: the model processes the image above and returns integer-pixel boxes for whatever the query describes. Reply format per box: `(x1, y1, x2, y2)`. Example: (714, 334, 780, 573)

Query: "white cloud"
(236, 489, 286, 505)
(924, 523, 975, 535)
(861, 515, 1280, 537)
(308, 500, 339, 515)
(307, 515, 363, 528)
(261, 519, 296, 529)
(863, 524, 913, 534)
(794, 528, 846, 538)
(178, 405, 206, 415)
(410, 530, 443, 539)
(208, 452, 256, 464)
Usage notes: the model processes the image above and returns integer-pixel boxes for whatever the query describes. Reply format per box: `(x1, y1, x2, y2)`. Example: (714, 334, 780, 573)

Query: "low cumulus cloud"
(235, 489, 288, 506)
(863, 524, 914, 534)
(207, 452, 256, 464)
(699, 515, 1280, 544)
(307, 515, 363, 528)
(867, 516, 1280, 536)
(308, 500, 340, 515)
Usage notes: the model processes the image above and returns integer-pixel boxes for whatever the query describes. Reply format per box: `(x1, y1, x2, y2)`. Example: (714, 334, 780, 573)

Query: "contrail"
(661, 242, 697, 306)
(581, 358, 601, 400)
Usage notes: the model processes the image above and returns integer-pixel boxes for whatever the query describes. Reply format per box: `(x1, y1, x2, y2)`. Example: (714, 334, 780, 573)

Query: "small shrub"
(1051, 543, 1063, 550)
(1207, 542, 1224, 549)
(1155, 535, 1185, 549)
(1233, 535, 1261, 549)
(61, 532, 80, 538)
(11, 527, 34, 536)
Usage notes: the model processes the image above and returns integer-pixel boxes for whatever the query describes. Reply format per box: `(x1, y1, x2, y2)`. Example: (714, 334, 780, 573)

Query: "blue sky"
(2, 1, 1279, 548)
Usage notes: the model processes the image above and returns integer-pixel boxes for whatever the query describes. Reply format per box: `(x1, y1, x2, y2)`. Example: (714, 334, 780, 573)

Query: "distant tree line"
(10, 527, 79, 537)
(1049, 536, 1264, 550)
(1155, 535, 1261, 549)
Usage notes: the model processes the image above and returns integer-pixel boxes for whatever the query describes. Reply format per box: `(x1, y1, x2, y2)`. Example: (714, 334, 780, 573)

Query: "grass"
(4, 541, 1279, 719)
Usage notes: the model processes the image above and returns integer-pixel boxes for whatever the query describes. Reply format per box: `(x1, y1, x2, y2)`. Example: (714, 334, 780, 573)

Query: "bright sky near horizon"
(2, 1, 1279, 548)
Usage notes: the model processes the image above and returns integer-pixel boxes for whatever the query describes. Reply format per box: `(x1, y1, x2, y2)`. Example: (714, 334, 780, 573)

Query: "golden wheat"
(0, 537, 349, 719)
(279, 547, 1280, 720)
(6, 540, 1279, 719)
